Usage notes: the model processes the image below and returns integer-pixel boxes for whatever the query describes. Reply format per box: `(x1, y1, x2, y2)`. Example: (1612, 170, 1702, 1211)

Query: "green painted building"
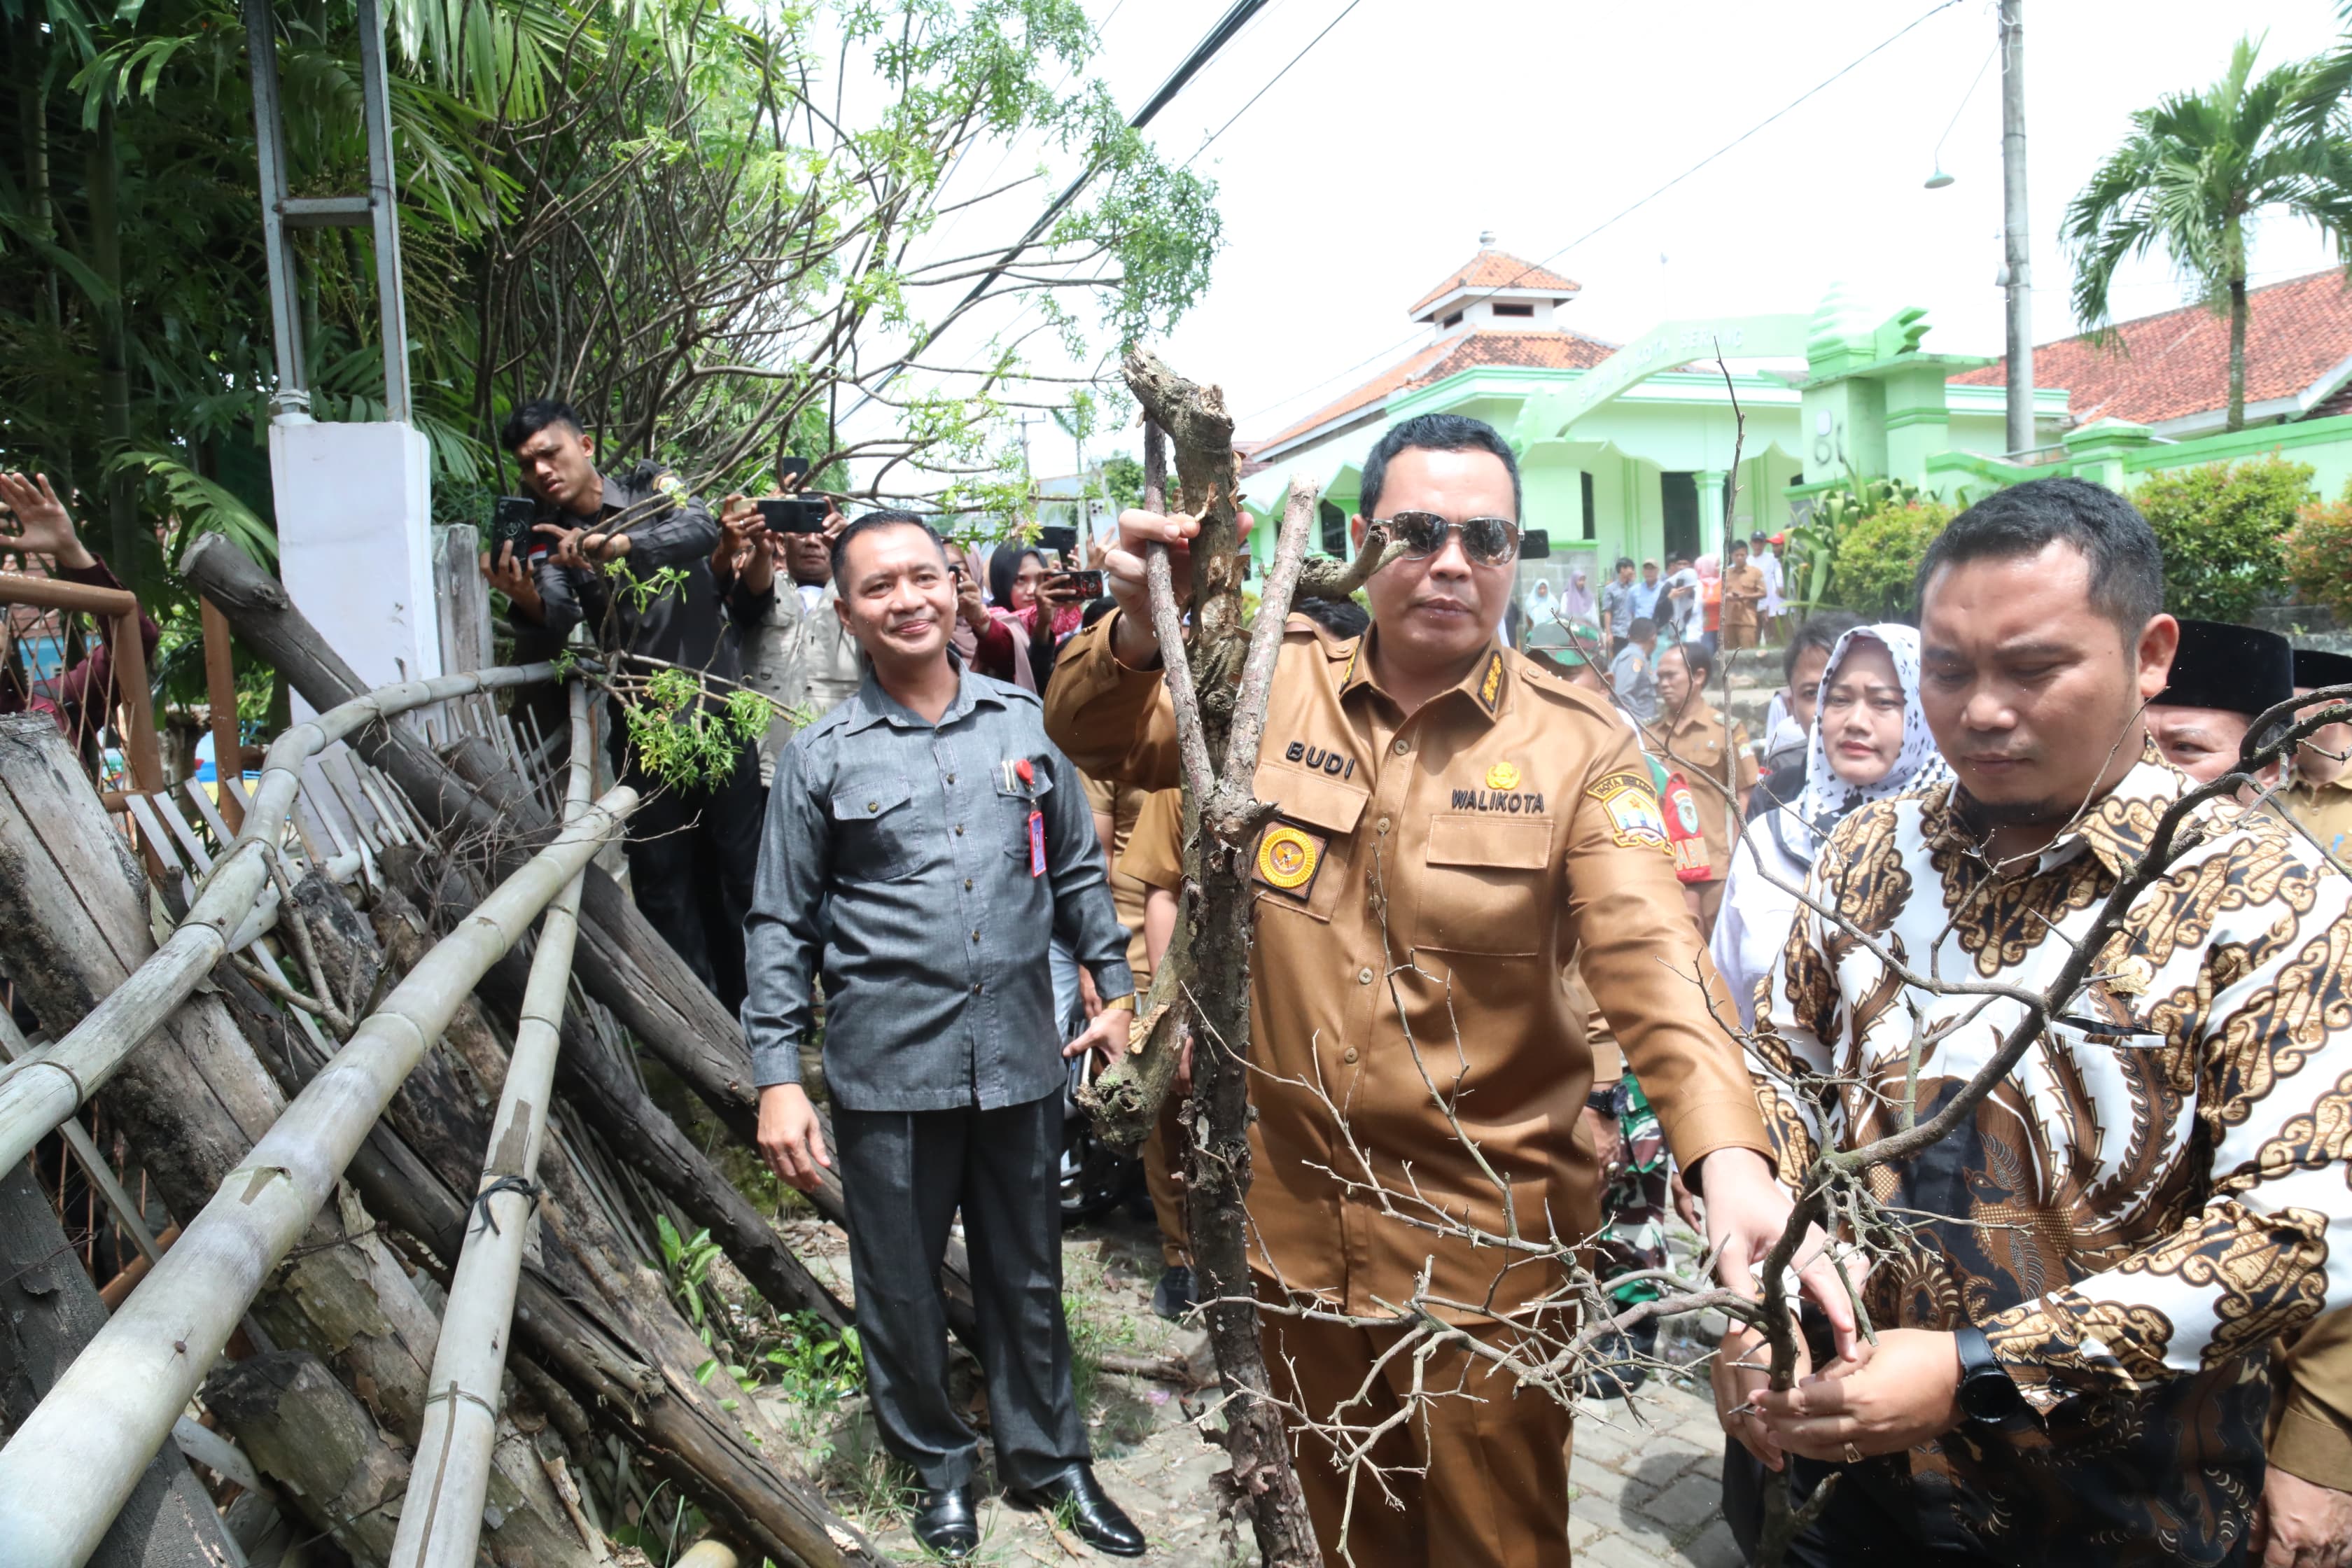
(1236, 246, 2352, 592)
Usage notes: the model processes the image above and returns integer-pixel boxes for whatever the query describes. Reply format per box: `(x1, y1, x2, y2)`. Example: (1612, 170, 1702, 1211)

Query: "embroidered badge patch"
(1254, 825, 1324, 895)
(1586, 770, 1672, 856)
(1485, 761, 1522, 791)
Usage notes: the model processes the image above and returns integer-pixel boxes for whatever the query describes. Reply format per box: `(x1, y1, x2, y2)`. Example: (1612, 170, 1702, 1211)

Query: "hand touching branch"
(1695, 1144, 1860, 1361)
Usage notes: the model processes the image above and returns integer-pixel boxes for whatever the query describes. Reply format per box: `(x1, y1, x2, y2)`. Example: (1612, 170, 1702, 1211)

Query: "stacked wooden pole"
(0, 786, 636, 1564)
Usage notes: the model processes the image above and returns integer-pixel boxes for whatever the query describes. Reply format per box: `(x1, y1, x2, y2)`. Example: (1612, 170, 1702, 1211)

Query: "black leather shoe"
(1152, 1264, 1195, 1322)
(912, 1482, 979, 1560)
(1007, 1464, 1146, 1557)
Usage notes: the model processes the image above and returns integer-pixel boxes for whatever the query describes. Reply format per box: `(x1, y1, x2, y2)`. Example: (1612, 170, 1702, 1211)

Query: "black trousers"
(618, 739, 764, 1016)
(834, 1093, 1088, 1492)
(1723, 1443, 2005, 1566)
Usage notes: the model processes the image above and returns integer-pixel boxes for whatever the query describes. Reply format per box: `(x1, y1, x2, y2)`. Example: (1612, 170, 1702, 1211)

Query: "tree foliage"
(0, 0, 1219, 572)
(1826, 495, 1953, 622)
(2129, 454, 2311, 623)
(2281, 477, 2352, 626)
(2062, 36, 2352, 431)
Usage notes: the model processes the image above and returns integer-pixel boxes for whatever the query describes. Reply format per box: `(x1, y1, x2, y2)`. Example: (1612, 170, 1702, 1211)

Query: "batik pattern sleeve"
(1980, 820, 2352, 1408)
(738, 735, 832, 1087)
(1747, 825, 1859, 1191)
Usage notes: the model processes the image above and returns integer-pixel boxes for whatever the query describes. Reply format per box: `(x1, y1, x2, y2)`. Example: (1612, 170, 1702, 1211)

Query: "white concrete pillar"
(267, 417, 440, 718)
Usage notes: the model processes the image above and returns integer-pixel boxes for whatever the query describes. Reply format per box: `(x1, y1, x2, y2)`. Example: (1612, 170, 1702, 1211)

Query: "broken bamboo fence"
(0, 775, 636, 1566)
(388, 680, 596, 1568)
(0, 661, 555, 1177)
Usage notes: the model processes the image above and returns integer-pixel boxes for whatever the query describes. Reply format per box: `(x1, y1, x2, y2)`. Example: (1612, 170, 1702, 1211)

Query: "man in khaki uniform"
(1719, 540, 1766, 652)
(2286, 648, 2352, 864)
(1644, 640, 1756, 935)
(1044, 411, 1852, 1568)
(1097, 779, 1197, 1318)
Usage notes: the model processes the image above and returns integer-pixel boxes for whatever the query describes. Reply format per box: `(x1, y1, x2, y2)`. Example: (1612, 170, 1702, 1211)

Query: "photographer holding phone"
(716, 472, 864, 779)
(499, 398, 769, 1012)
(986, 539, 1085, 692)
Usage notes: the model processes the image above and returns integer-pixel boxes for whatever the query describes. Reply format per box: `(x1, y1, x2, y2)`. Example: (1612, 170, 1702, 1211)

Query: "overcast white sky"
(886, 0, 2351, 463)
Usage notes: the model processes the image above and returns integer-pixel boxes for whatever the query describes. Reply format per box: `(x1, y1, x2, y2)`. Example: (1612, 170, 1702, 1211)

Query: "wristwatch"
(1954, 1325, 2029, 1428)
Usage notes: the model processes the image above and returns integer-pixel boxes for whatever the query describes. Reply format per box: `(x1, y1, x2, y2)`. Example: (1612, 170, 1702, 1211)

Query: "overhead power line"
(1238, 0, 1969, 430)
(844, 0, 1272, 424)
(1183, 0, 1370, 171)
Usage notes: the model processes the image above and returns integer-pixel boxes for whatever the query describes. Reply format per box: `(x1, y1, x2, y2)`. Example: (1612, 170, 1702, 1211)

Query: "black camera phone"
(490, 496, 540, 559)
(1520, 528, 1551, 561)
(778, 456, 811, 487)
(757, 496, 832, 534)
(1049, 568, 1105, 598)
(1036, 524, 1078, 560)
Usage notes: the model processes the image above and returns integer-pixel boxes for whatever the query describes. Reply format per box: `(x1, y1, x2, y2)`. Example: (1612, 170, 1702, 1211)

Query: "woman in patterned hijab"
(1795, 623, 1954, 854)
(1709, 622, 1953, 1026)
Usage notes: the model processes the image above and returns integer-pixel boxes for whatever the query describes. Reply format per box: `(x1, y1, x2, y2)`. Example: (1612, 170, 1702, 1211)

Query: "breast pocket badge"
(1253, 823, 1326, 899)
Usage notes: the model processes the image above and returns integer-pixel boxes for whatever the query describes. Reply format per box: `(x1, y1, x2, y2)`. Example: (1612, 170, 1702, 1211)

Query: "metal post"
(356, 0, 411, 421)
(2000, 0, 2033, 456)
(244, 0, 408, 419)
(241, 0, 307, 416)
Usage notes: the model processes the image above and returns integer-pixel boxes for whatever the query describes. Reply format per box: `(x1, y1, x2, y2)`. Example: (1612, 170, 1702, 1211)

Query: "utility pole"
(2000, 0, 2033, 456)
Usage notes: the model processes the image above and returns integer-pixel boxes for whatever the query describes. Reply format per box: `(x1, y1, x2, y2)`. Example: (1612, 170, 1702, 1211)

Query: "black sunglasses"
(1370, 511, 1521, 567)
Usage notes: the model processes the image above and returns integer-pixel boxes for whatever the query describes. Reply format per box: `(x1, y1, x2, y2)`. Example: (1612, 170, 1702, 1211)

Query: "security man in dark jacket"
(500, 398, 767, 1010)
(741, 510, 1147, 1561)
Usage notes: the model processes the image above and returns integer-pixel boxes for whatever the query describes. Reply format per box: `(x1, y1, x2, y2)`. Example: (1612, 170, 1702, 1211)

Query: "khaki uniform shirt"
(2276, 1308, 2352, 1490)
(2284, 774, 2352, 864)
(1119, 786, 1184, 894)
(1720, 564, 1765, 631)
(1645, 701, 1757, 884)
(1044, 612, 1770, 1323)
(1084, 774, 1155, 976)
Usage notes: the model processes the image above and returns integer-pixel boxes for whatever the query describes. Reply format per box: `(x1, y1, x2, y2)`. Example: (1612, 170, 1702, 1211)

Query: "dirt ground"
(751, 1200, 1740, 1567)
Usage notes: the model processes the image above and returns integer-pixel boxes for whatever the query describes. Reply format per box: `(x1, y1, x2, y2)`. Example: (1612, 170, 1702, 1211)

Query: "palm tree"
(2063, 36, 2352, 432)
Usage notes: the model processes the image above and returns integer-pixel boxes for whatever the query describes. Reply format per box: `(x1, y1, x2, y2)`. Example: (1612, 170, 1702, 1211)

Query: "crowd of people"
(467, 398, 2352, 1568)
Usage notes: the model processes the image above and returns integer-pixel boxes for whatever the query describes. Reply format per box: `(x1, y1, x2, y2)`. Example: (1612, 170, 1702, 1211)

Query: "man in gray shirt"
(1611, 615, 1660, 723)
(741, 511, 1144, 1561)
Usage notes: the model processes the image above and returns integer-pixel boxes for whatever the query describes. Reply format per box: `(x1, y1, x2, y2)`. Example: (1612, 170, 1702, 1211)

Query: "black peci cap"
(2293, 647, 2352, 692)
(2156, 620, 2296, 718)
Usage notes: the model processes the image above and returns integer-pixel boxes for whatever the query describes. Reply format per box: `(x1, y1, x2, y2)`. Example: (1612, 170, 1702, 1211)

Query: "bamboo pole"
(390, 682, 596, 1568)
(0, 662, 554, 1177)
(0, 783, 636, 1568)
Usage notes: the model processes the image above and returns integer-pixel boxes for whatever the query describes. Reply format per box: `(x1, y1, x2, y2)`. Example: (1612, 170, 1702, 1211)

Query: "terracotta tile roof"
(1408, 248, 1582, 316)
(1948, 269, 2352, 426)
(1254, 330, 1617, 454)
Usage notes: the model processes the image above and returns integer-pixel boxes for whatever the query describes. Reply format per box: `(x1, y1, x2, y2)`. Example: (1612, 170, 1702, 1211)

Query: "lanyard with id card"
(1007, 757, 1046, 876)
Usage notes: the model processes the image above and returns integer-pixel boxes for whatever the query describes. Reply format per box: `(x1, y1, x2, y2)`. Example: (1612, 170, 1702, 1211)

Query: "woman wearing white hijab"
(1707, 623, 1952, 1028)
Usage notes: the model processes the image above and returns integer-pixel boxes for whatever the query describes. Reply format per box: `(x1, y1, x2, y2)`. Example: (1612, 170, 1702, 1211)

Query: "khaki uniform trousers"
(1263, 1311, 1572, 1568)
(1142, 1081, 1189, 1269)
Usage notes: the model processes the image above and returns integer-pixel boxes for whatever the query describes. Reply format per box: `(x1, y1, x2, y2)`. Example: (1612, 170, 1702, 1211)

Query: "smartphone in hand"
(490, 496, 541, 559)
(1037, 524, 1078, 559)
(757, 496, 832, 534)
(1048, 569, 1105, 598)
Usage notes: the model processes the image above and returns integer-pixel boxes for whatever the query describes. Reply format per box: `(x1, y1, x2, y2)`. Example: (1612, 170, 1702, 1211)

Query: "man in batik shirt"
(1721, 478, 2352, 1566)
